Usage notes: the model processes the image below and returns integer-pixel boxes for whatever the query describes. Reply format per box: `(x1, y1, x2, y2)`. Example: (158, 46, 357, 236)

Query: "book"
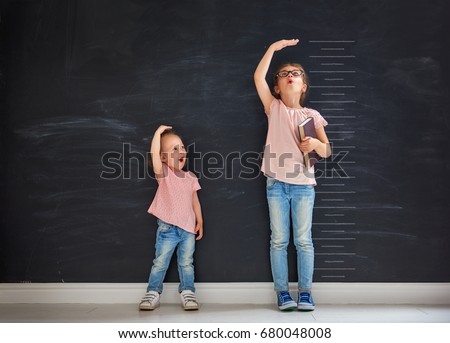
(298, 117, 320, 169)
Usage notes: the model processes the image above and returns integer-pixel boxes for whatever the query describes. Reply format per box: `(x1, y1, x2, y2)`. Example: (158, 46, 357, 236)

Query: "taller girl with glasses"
(254, 39, 331, 311)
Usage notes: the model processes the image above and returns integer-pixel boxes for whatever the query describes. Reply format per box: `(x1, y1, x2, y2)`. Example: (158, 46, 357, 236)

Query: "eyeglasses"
(276, 70, 304, 78)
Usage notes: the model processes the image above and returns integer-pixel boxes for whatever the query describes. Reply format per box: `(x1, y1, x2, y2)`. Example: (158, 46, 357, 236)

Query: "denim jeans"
(266, 176, 315, 291)
(147, 219, 196, 293)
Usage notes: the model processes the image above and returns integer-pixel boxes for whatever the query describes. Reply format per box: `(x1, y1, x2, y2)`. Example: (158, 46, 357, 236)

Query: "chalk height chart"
(308, 40, 358, 281)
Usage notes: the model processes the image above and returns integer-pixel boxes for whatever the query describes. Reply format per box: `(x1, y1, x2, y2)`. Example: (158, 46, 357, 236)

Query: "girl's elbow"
(319, 142, 332, 158)
(325, 144, 332, 158)
(254, 73, 264, 83)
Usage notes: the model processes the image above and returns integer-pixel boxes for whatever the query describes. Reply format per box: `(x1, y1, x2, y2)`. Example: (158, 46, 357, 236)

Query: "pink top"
(261, 99, 328, 185)
(148, 164, 201, 233)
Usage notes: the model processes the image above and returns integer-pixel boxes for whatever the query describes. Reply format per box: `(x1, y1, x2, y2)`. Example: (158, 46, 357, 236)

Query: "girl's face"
(274, 66, 307, 98)
(160, 134, 187, 171)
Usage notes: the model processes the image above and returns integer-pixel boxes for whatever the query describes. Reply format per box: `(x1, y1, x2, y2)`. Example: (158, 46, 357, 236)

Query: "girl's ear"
(274, 85, 280, 95)
(302, 84, 307, 93)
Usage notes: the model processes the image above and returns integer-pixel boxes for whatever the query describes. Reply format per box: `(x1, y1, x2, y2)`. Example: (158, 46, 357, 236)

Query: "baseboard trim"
(0, 283, 449, 304)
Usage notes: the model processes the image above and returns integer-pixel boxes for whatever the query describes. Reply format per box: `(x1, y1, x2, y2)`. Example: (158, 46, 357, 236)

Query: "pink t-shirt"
(148, 164, 201, 233)
(261, 99, 328, 185)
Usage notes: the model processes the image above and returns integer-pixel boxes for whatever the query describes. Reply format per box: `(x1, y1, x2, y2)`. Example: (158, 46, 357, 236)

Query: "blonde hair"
(273, 63, 309, 106)
(160, 129, 181, 148)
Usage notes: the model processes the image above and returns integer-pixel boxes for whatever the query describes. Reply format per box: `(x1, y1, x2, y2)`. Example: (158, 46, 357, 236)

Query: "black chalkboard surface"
(1, 0, 449, 283)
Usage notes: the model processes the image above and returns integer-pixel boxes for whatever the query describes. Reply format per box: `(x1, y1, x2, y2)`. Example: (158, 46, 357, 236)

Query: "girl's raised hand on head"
(270, 39, 299, 52)
(156, 125, 172, 134)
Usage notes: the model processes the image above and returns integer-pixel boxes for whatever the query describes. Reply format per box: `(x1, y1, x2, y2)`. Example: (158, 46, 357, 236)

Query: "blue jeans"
(266, 177, 315, 291)
(147, 219, 196, 293)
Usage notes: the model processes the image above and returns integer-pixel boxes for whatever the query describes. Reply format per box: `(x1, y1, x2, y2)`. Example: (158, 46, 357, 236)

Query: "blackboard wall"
(1, 0, 449, 283)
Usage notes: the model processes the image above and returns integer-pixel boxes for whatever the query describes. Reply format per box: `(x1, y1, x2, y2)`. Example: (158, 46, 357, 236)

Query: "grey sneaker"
(180, 290, 199, 310)
(139, 291, 160, 310)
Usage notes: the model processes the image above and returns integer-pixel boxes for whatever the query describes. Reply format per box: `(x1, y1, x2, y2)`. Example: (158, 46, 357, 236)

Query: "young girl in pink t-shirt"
(139, 125, 203, 311)
(254, 39, 331, 311)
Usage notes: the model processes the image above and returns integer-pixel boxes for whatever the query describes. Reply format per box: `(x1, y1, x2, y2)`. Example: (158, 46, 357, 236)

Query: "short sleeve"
(189, 171, 201, 192)
(308, 109, 328, 129)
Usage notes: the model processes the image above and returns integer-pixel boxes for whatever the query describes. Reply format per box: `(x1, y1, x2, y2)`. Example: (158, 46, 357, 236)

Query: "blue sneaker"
(277, 291, 297, 311)
(297, 291, 315, 311)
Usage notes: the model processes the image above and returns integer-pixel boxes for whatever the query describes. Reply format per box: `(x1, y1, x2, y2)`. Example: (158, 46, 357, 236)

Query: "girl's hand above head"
(270, 39, 300, 52)
(156, 125, 172, 135)
(254, 38, 299, 114)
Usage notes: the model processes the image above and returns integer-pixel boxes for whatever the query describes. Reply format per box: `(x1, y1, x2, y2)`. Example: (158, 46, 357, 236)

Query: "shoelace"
(300, 293, 310, 302)
(279, 292, 292, 302)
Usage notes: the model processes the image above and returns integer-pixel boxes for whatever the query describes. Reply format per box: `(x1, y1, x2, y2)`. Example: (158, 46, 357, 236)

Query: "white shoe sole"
(139, 302, 160, 311)
(297, 304, 315, 311)
(279, 302, 297, 311)
(182, 303, 199, 311)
